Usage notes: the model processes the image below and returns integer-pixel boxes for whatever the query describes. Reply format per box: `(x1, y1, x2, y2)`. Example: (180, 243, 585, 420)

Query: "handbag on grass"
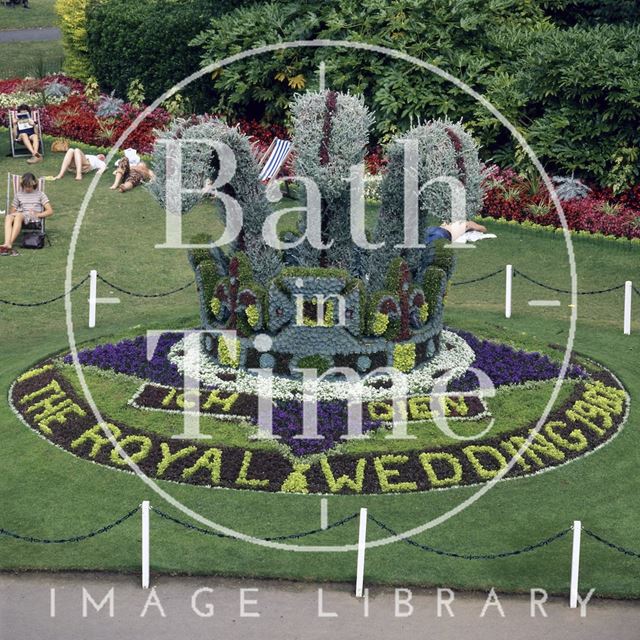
(51, 138, 70, 153)
(22, 232, 45, 249)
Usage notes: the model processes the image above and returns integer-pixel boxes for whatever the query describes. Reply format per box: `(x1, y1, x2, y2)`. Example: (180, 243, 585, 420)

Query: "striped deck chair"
(8, 109, 44, 159)
(258, 138, 293, 184)
(5, 173, 51, 246)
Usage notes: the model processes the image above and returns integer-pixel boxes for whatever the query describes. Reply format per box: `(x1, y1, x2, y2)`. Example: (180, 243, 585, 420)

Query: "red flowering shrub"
(0, 75, 171, 154)
(482, 166, 640, 239)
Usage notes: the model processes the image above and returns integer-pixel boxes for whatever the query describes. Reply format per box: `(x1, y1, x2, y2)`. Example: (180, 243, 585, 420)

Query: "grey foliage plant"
(291, 90, 374, 271)
(371, 119, 484, 287)
(43, 80, 71, 100)
(552, 175, 591, 201)
(148, 116, 280, 284)
(96, 91, 124, 118)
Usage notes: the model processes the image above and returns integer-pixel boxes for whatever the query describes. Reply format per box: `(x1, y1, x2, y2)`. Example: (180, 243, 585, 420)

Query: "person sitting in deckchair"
(1, 173, 53, 256)
(12, 104, 42, 164)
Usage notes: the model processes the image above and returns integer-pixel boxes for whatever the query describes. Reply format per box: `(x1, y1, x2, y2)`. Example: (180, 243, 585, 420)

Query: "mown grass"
(0, 0, 58, 31)
(0, 40, 64, 79)
(0, 134, 639, 597)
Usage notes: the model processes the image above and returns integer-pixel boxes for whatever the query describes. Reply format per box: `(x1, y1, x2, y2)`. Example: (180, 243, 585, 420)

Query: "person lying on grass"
(12, 104, 42, 164)
(52, 148, 106, 181)
(0, 173, 53, 256)
(109, 157, 154, 192)
(425, 219, 488, 244)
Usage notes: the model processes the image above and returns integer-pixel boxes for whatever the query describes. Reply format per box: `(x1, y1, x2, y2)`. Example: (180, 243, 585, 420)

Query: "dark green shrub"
(86, 0, 249, 111)
(539, 0, 640, 26)
(192, 0, 548, 146)
(423, 267, 447, 315)
(493, 24, 640, 191)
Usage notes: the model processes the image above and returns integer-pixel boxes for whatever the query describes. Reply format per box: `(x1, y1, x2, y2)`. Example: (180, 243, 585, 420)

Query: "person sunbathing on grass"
(0, 172, 53, 257)
(51, 148, 106, 181)
(425, 219, 488, 244)
(12, 104, 42, 164)
(109, 157, 154, 192)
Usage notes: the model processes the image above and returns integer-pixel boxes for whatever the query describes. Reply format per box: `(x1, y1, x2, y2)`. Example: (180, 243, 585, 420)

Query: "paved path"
(0, 27, 60, 43)
(0, 572, 638, 640)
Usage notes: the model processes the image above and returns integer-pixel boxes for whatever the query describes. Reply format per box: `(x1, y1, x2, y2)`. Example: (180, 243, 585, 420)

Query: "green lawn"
(0, 0, 58, 31)
(0, 39, 64, 79)
(0, 134, 639, 597)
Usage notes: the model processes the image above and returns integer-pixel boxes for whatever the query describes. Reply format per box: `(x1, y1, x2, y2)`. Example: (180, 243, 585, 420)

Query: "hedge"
(85, 0, 251, 112)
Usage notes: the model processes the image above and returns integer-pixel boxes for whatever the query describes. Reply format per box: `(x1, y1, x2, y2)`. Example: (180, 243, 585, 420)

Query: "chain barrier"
(4, 508, 640, 565)
(95, 275, 194, 298)
(152, 507, 359, 541)
(0, 506, 139, 544)
(513, 269, 627, 295)
(0, 276, 90, 307)
(368, 515, 571, 560)
(0, 267, 633, 305)
(451, 267, 504, 286)
(583, 529, 640, 559)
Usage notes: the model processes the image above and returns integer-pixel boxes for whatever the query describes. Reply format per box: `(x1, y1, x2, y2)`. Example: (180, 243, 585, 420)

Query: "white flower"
(168, 330, 475, 402)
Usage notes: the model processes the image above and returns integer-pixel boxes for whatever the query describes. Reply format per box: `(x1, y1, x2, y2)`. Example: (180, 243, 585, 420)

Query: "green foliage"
(296, 355, 332, 374)
(432, 241, 457, 279)
(422, 267, 447, 315)
(126, 79, 145, 109)
(85, 0, 243, 111)
(492, 24, 640, 191)
(198, 260, 219, 323)
(194, 1, 638, 189)
(193, 0, 549, 145)
(280, 267, 351, 280)
(165, 93, 191, 118)
(55, 0, 93, 80)
(539, 0, 640, 26)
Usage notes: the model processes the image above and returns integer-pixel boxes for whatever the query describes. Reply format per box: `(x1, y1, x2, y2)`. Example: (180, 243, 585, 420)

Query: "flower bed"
(481, 166, 640, 240)
(10, 358, 629, 494)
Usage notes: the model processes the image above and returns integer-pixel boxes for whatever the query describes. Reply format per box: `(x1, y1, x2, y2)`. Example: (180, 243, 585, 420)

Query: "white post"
(623, 281, 632, 335)
(505, 265, 513, 319)
(355, 508, 368, 598)
(569, 520, 581, 608)
(141, 501, 150, 589)
(88, 270, 97, 328)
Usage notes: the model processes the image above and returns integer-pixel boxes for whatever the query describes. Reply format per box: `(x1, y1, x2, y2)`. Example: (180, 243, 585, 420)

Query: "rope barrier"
(0, 506, 139, 543)
(0, 276, 90, 307)
(368, 515, 571, 559)
(3, 507, 640, 568)
(0, 267, 633, 305)
(95, 275, 194, 298)
(583, 529, 640, 559)
(513, 269, 627, 295)
(152, 507, 359, 541)
(451, 267, 504, 286)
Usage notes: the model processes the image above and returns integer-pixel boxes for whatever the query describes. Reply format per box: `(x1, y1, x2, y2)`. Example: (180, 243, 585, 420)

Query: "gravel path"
(0, 27, 61, 43)
(0, 572, 638, 640)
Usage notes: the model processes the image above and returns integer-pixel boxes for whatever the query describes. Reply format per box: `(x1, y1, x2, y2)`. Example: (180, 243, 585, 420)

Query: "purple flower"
(450, 330, 587, 391)
(271, 401, 381, 456)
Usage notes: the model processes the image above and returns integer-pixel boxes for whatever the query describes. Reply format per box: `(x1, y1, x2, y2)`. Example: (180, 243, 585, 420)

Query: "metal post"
(569, 520, 581, 608)
(141, 501, 150, 589)
(355, 508, 367, 598)
(88, 270, 97, 328)
(624, 281, 632, 335)
(505, 265, 513, 319)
